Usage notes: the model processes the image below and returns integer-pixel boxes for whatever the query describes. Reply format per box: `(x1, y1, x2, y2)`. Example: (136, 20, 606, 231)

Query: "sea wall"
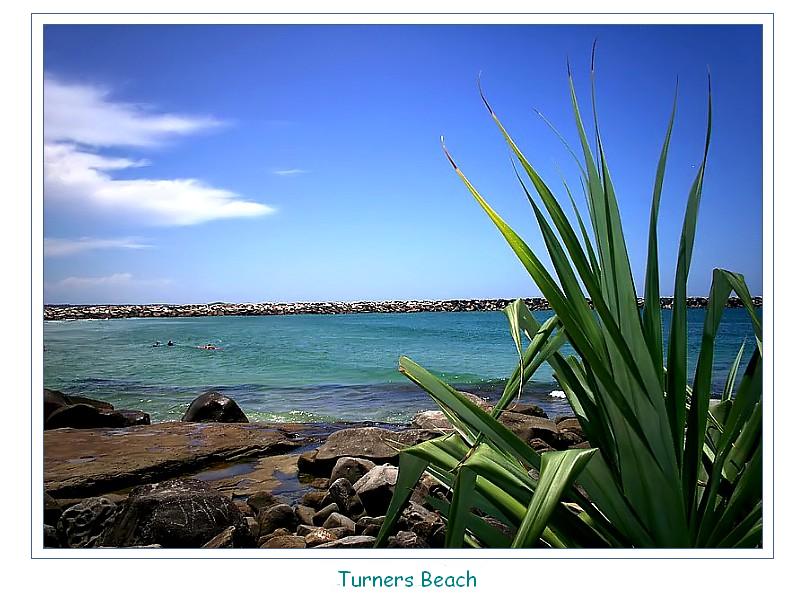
(43, 296, 762, 321)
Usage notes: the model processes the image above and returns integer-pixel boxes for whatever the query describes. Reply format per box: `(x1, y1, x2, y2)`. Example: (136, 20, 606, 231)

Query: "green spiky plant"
(375, 59, 763, 549)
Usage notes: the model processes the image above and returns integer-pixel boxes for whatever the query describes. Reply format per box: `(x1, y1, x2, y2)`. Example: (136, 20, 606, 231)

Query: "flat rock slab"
(313, 427, 440, 466)
(45, 421, 302, 498)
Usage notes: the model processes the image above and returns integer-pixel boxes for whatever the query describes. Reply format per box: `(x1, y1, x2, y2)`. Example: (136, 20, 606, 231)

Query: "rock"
(309, 428, 439, 471)
(329, 457, 376, 485)
(328, 478, 365, 518)
(305, 528, 338, 547)
(44, 491, 61, 526)
(258, 503, 297, 536)
(498, 412, 560, 446)
(261, 535, 306, 549)
(529, 438, 555, 453)
(201, 525, 237, 548)
(398, 501, 444, 546)
(354, 464, 398, 516)
(106, 478, 252, 548)
(294, 504, 316, 526)
(557, 418, 584, 437)
(45, 403, 150, 430)
(322, 512, 356, 533)
(258, 528, 292, 545)
(315, 535, 376, 548)
(247, 490, 281, 514)
(44, 524, 60, 548)
(507, 402, 549, 418)
(297, 450, 327, 476)
(233, 500, 254, 518)
(245, 517, 259, 539)
(313, 503, 339, 526)
(556, 430, 585, 448)
(388, 530, 429, 548)
(182, 390, 248, 423)
(44, 421, 299, 497)
(410, 392, 492, 431)
(410, 472, 448, 507)
(44, 389, 113, 422)
(56, 496, 118, 548)
(300, 490, 328, 509)
(327, 526, 354, 539)
(356, 515, 385, 535)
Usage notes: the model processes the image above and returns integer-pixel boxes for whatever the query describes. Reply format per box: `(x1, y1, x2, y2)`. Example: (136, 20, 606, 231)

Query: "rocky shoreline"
(43, 296, 762, 321)
(43, 388, 585, 549)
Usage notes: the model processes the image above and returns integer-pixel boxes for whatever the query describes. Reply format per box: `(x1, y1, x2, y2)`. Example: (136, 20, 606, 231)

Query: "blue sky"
(43, 24, 763, 304)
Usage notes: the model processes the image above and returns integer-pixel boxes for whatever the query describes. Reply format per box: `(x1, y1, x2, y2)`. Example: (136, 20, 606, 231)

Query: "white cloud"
(273, 168, 309, 176)
(45, 273, 172, 304)
(44, 236, 153, 257)
(44, 77, 274, 226)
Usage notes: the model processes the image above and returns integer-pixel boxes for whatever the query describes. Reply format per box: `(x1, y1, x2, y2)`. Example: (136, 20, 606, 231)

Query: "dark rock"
(557, 418, 584, 437)
(45, 403, 150, 430)
(354, 464, 398, 516)
(44, 389, 113, 422)
(56, 496, 118, 548)
(529, 438, 555, 453)
(247, 490, 281, 514)
(182, 390, 248, 423)
(294, 504, 316, 526)
(556, 430, 585, 449)
(356, 515, 385, 535)
(329, 457, 376, 485)
(245, 517, 259, 539)
(327, 526, 354, 539)
(262, 535, 306, 549)
(499, 412, 560, 446)
(315, 535, 376, 548)
(202, 525, 237, 548)
(388, 530, 429, 548)
(313, 503, 339, 526)
(297, 450, 329, 477)
(43, 524, 60, 548)
(322, 512, 356, 533)
(106, 478, 252, 548)
(398, 501, 444, 546)
(410, 473, 448, 507)
(44, 491, 61, 526)
(300, 490, 328, 509)
(258, 503, 297, 536)
(233, 500, 254, 518)
(569, 441, 592, 450)
(328, 477, 365, 518)
(258, 528, 292, 546)
(507, 402, 549, 419)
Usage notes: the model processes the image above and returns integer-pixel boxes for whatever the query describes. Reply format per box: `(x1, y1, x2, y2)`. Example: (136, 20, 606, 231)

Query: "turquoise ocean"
(43, 309, 758, 424)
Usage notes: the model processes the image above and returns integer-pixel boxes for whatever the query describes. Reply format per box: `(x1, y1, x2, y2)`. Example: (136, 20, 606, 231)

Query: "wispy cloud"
(44, 236, 153, 257)
(44, 76, 274, 226)
(272, 168, 309, 176)
(45, 273, 172, 304)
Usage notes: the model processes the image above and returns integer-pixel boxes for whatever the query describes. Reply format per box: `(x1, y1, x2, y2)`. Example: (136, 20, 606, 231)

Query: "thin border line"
(32, 13, 774, 560)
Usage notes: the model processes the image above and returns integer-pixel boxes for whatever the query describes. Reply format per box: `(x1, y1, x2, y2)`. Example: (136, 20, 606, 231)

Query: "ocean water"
(43, 309, 759, 424)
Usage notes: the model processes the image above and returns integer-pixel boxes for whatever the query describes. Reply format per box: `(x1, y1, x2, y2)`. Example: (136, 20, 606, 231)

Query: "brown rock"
(354, 464, 398, 516)
(315, 535, 376, 548)
(182, 390, 248, 423)
(499, 412, 560, 446)
(261, 535, 306, 549)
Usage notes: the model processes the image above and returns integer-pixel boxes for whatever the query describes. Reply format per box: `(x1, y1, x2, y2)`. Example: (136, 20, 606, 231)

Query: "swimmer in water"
(152, 341, 161, 347)
(167, 340, 174, 347)
(197, 343, 218, 350)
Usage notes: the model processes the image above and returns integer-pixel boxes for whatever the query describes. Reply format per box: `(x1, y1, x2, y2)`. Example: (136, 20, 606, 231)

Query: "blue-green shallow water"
(43, 309, 759, 424)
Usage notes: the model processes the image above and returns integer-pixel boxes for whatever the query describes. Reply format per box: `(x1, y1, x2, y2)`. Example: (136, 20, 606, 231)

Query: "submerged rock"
(182, 390, 248, 423)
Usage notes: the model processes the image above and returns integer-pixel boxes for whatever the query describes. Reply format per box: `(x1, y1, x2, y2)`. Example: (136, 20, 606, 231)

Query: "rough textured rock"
(329, 457, 376, 485)
(245, 517, 259, 539)
(300, 490, 328, 509)
(410, 392, 492, 431)
(410, 472, 448, 507)
(56, 496, 118, 548)
(262, 535, 306, 549)
(182, 390, 248, 423)
(315, 535, 376, 548)
(258, 503, 297, 536)
(322, 512, 356, 533)
(328, 477, 365, 518)
(105, 478, 252, 548)
(388, 530, 430, 548)
(557, 418, 584, 437)
(356, 515, 386, 534)
(529, 438, 555, 453)
(354, 464, 398, 516)
(258, 528, 291, 546)
(309, 428, 440, 471)
(507, 402, 549, 419)
(498, 412, 560, 446)
(247, 490, 281, 514)
(44, 421, 300, 497)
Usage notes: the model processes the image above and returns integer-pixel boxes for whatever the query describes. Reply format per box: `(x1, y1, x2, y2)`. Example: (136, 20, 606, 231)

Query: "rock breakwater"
(44, 296, 762, 321)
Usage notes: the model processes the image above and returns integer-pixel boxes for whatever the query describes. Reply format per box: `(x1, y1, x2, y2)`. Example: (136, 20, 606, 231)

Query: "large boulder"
(258, 503, 297, 536)
(44, 389, 113, 422)
(328, 478, 365, 518)
(56, 496, 118, 548)
(105, 478, 252, 548)
(506, 402, 549, 419)
(46, 404, 150, 429)
(354, 464, 398, 516)
(182, 390, 248, 424)
(302, 428, 439, 474)
(410, 391, 492, 431)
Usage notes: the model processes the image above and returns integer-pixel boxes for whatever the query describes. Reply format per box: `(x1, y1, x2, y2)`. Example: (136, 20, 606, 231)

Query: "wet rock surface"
(182, 390, 248, 424)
